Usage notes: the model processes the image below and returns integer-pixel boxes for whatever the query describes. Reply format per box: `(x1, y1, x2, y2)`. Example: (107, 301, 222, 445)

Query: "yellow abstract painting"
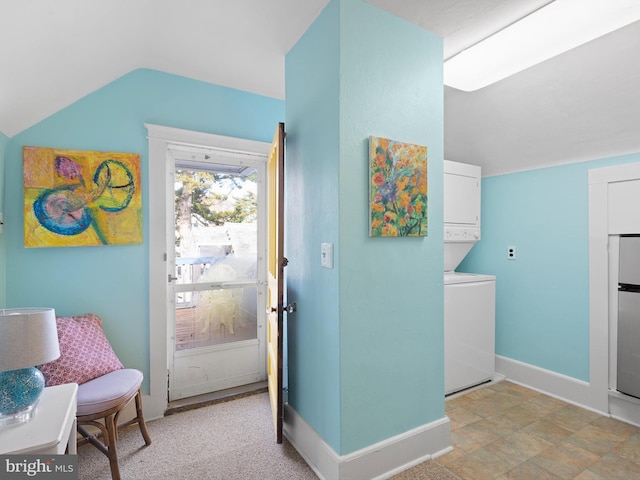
(24, 146, 142, 247)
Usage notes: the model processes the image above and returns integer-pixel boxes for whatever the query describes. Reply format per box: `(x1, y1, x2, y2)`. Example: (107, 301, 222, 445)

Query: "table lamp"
(0, 308, 60, 426)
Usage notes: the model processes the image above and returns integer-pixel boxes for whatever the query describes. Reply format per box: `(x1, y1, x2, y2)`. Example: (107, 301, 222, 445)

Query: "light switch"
(321, 243, 334, 269)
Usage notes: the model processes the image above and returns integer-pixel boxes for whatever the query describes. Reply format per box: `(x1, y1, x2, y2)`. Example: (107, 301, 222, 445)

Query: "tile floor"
(436, 381, 640, 479)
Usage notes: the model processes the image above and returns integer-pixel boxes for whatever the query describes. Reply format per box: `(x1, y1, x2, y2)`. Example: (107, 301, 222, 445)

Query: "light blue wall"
(4, 69, 284, 390)
(0, 131, 7, 307)
(338, 1, 444, 454)
(286, 0, 444, 455)
(460, 152, 640, 381)
(285, 0, 342, 450)
(0, 131, 7, 207)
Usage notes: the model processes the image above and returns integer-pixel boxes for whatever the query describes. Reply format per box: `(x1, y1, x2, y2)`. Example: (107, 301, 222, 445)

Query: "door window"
(174, 165, 259, 351)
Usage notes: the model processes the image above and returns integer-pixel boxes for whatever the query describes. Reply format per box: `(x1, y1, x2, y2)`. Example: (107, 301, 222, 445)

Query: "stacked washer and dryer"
(443, 160, 496, 395)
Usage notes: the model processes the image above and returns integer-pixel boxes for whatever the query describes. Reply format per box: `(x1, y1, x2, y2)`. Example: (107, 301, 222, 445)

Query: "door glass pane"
(174, 165, 258, 350)
(175, 286, 257, 351)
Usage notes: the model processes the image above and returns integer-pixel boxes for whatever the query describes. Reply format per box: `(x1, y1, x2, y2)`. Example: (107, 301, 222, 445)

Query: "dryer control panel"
(444, 225, 480, 242)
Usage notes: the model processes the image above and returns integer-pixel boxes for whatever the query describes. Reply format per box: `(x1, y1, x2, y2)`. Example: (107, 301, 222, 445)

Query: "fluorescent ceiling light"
(444, 0, 640, 91)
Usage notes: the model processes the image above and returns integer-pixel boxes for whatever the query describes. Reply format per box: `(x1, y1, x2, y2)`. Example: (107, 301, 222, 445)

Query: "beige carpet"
(391, 461, 461, 480)
(77, 392, 460, 479)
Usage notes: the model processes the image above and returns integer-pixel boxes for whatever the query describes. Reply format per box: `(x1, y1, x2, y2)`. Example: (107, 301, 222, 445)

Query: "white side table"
(0, 383, 78, 454)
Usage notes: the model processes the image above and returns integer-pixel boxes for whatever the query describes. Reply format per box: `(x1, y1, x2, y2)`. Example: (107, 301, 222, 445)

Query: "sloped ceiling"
(2, 0, 639, 176)
(0, 0, 327, 138)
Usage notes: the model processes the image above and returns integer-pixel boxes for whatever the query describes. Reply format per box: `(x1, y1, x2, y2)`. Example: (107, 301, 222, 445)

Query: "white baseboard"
(141, 393, 167, 421)
(114, 393, 166, 424)
(609, 390, 640, 427)
(496, 355, 607, 415)
(283, 403, 451, 480)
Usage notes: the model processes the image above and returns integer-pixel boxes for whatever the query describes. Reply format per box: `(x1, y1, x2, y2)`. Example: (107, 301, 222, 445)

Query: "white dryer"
(444, 160, 481, 272)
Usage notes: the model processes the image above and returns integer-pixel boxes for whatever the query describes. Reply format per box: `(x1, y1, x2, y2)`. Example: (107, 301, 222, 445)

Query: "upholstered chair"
(39, 313, 151, 480)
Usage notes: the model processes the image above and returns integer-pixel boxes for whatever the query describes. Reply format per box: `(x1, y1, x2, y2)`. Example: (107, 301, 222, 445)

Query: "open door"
(267, 122, 285, 443)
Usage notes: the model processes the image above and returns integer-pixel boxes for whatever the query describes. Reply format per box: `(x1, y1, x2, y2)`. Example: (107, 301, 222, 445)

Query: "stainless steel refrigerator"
(618, 235, 640, 398)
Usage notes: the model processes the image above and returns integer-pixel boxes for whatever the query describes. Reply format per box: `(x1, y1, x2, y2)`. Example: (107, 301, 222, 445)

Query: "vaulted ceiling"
(3, 0, 639, 176)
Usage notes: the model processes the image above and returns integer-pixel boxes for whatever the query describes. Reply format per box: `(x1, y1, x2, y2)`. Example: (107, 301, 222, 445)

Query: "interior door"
(267, 122, 285, 443)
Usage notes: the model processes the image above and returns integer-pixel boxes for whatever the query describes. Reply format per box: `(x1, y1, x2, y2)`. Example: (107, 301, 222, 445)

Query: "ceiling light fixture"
(444, 0, 640, 92)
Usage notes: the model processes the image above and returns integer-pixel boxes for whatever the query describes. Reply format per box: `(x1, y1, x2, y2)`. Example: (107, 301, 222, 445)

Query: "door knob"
(266, 304, 297, 314)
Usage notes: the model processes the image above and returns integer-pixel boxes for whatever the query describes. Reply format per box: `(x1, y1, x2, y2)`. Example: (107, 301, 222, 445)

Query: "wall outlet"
(507, 246, 517, 260)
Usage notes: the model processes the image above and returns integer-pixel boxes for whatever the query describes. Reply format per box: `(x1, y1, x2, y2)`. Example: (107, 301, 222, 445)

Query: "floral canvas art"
(24, 146, 142, 247)
(369, 136, 428, 237)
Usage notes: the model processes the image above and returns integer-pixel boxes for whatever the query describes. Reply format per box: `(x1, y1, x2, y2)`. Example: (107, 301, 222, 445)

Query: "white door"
(167, 145, 267, 401)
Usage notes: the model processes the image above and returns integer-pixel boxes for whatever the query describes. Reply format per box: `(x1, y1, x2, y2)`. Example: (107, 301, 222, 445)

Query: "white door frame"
(588, 161, 640, 417)
(146, 124, 271, 418)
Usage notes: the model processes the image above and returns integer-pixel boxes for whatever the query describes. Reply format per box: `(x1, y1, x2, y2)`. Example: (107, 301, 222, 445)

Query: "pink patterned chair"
(39, 313, 151, 480)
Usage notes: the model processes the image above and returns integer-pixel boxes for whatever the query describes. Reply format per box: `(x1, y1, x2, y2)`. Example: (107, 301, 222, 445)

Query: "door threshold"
(166, 381, 268, 416)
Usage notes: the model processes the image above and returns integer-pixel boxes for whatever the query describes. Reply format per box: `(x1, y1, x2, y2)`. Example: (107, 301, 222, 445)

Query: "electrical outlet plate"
(507, 246, 516, 260)
(321, 243, 334, 268)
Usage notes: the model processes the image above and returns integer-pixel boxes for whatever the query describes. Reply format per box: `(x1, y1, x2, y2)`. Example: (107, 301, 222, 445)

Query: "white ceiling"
(2, 0, 639, 176)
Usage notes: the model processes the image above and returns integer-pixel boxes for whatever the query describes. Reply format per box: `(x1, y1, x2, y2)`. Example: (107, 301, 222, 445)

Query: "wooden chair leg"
(77, 389, 151, 480)
(104, 414, 121, 480)
(134, 390, 152, 446)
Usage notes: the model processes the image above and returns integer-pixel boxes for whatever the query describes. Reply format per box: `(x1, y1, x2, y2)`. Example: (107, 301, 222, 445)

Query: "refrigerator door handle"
(619, 283, 640, 292)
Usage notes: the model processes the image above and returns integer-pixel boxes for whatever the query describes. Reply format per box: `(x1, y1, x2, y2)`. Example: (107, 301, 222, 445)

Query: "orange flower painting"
(369, 136, 427, 237)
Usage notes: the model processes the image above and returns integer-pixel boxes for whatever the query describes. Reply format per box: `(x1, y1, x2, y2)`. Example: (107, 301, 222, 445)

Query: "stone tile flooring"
(437, 381, 640, 479)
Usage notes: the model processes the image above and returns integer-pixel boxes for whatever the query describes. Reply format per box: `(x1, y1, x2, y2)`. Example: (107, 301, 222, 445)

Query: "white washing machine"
(444, 272, 496, 395)
(443, 160, 496, 395)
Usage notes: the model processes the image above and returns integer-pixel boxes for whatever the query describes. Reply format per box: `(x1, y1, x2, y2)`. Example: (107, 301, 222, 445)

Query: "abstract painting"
(369, 136, 428, 237)
(23, 146, 142, 247)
